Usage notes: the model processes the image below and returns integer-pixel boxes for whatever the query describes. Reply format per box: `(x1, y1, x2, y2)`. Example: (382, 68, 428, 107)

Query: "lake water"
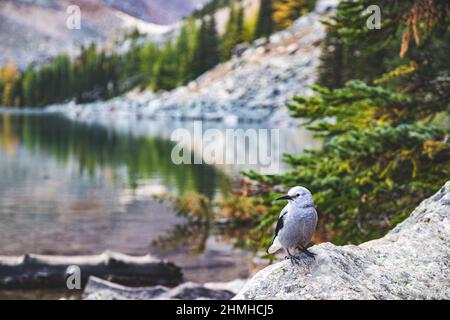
(0, 111, 319, 296)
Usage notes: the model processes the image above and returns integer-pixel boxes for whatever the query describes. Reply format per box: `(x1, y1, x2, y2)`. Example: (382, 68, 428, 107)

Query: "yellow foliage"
(423, 140, 448, 159)
(272, 0, 308, 30)
(0, 60, 20, 83)
(0, 113, 18, 157)
(400, 0, 439, 58)
(219, 195, 265, 221)
(176, 191, 211, 219)
(1, 60, 21, 107)
(374, 61, 417, 85)
(338, 160, 351, 173)
(385, 178, 394, 190)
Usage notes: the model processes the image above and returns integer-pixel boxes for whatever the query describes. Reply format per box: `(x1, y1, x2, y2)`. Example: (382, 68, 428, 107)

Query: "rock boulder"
(234, 182, 450, 300)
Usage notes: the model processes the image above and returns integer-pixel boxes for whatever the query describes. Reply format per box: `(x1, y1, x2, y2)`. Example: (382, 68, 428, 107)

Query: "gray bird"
(267, 186, 318, 263)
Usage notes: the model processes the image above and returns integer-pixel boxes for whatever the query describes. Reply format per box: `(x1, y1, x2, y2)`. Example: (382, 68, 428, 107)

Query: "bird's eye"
(296, 193, 300, 197)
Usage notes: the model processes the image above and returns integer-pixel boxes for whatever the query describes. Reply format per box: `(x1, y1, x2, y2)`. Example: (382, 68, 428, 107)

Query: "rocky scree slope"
(48, 2, 338, 126)
(0, 0, 207, 69)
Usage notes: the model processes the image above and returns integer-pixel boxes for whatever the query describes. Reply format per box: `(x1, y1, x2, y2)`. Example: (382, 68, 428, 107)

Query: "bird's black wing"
(266, 210, 287, 253)
(273, 211, 287, 241)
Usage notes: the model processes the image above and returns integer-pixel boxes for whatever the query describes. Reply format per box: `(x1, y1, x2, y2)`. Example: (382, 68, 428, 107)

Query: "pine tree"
(175, 21, 193, 84)
(190, 16, 221, 79)
(222, 3, 245, 60)
(205, 15, 221, 70)
(235, 0, 450, 248)
(317, 28, 344, 89)
(152, 42, 178, 91)
(222, 3, 238, 60)
(22, 66, 38, 106)
(236, 4, 244, 39)
(189, 18, 207, 80)
(254, 0, 273, 39)
(139, 42, 158, 87)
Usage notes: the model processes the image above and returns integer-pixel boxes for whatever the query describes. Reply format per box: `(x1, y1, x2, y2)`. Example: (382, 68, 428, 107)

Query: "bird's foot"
(296, 246, 316, 259)
(303, 250, 316, 259)
(285, 254, 301, 266)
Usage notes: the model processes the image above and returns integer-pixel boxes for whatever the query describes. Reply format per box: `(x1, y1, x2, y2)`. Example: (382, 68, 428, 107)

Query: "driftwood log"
(0, 251, 182, 289)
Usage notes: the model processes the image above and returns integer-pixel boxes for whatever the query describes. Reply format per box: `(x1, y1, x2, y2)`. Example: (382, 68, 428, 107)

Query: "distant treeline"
(0, 0, 316, 107)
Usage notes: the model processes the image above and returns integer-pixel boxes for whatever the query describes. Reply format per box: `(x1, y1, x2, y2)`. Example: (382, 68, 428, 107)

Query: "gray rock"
(253, 38, 268, 48)
(234, 181, 450, 300)
(233, 42, 250, 57)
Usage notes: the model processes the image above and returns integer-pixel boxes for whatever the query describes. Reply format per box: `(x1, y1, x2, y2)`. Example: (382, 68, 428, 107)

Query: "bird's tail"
(267, 237, 282, 254)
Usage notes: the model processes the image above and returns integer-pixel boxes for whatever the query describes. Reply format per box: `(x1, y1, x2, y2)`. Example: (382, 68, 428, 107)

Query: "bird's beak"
(276, 194, 293, 201)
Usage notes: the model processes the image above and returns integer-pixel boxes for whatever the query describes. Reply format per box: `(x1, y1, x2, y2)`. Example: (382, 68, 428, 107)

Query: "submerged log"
(0, 250, 182, 289)
(83, 276, 169, 300)
(83, 276, 239, 300)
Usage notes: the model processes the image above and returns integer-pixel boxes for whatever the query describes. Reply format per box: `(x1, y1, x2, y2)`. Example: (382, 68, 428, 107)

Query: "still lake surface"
(0, 111, 319, 289)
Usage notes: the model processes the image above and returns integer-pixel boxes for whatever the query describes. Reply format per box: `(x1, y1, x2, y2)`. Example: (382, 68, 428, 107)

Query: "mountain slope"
(0, 0, 208, 69)
(103, 0, 209, 24)
(47, 1, 339, 126)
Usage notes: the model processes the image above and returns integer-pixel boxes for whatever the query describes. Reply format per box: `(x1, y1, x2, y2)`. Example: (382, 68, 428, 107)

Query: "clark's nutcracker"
(267, 186, 317, 264)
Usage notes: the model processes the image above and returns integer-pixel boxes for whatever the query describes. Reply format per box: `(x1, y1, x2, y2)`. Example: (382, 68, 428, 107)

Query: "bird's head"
(276, 186, 314, 207)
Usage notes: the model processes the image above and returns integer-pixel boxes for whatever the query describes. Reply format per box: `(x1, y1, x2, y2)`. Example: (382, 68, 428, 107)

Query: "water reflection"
(1, 113, 18, 158)
(0, 112, 318, 283)
(0, 113, 225, 197)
